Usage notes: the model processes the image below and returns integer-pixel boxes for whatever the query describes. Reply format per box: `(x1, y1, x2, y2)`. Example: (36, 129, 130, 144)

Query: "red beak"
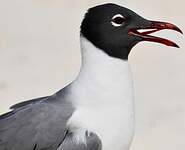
(129, 21, 183, 48)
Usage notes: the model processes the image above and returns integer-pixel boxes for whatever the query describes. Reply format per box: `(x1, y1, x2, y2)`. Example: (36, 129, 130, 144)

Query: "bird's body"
(0, 36, 134, 150)
(0, 3, 182, 150)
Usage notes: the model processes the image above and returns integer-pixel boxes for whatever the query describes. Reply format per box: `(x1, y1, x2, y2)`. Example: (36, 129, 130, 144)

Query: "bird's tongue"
(129, 21, 183, 48)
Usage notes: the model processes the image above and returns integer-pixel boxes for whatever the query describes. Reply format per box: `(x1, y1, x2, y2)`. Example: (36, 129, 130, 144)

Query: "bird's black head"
(81, 3, 182, 60)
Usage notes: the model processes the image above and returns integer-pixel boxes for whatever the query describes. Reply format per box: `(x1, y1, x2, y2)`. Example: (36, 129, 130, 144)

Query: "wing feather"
(0, 93, 74, 150)
(58, 132, 102, 150)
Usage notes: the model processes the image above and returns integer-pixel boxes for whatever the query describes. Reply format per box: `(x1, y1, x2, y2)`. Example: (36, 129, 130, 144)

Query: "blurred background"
(0, 0, 184, 149)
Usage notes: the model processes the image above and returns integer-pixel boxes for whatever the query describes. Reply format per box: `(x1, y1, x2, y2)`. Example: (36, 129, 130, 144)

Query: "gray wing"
(0, 90, 74, 150)
(10, 96, 49, 110)
(58, 132, 102, 150)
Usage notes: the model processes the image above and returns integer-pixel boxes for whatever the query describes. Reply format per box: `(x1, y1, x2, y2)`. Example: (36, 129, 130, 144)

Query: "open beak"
(129, 21, 183, 48)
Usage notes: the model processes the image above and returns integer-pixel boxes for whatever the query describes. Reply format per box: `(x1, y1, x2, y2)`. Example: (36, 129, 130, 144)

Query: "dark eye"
(111, 14, 126, 27)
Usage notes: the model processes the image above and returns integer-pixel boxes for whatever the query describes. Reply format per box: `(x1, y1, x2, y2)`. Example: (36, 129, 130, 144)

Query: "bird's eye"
(111, 14, 126, 27)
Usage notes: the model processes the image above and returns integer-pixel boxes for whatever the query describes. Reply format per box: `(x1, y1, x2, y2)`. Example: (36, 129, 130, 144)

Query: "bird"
(0, 3, 182, 150)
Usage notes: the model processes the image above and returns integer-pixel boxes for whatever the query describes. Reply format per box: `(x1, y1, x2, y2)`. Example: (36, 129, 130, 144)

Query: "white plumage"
(67, 36, 135, 150)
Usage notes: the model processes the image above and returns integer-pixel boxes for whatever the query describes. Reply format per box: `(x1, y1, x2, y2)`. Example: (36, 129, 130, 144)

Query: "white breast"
(67, 37, 135, 150)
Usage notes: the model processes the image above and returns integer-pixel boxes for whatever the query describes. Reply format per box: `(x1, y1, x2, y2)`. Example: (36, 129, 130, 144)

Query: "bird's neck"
(68, 36, 134, 107)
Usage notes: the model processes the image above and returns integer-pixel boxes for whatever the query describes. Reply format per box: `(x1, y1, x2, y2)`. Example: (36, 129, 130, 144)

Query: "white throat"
(67, 36, 135, 150)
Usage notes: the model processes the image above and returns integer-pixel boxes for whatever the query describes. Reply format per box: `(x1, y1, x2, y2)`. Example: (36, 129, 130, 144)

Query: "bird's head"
(81, 3, 182, 60)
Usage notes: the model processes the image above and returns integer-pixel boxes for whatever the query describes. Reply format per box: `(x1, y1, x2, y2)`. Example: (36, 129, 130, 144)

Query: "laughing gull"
(0, 3, 182, 150)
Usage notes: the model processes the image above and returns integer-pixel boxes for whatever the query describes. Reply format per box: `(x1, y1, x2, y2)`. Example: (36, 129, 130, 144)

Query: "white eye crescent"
(111, 14, 126, 27)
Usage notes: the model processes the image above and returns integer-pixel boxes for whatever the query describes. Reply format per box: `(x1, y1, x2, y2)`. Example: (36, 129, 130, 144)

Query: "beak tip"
(177, 28, 183, 34)
(172, 43, 180, 48)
